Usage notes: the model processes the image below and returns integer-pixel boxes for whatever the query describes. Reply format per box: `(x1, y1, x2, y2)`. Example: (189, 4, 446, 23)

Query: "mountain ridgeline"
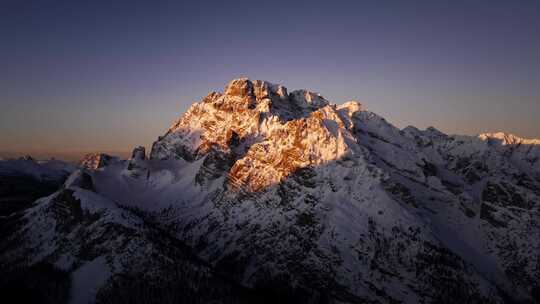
(1, 78, 539, 303)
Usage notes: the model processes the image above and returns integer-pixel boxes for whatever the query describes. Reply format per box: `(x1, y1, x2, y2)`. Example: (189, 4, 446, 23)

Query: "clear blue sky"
(1, 0, 539, 156)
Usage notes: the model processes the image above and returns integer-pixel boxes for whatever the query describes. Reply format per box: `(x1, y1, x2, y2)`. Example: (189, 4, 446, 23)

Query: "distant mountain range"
(1, 78, 539, 303)
(0, 150, 132, 162)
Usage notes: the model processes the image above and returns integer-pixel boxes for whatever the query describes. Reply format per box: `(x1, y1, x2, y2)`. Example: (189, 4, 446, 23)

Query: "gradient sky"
(1, 0, 540, 157)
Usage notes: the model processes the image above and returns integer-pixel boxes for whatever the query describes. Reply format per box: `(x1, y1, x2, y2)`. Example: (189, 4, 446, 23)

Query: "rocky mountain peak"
(479, 132, 540, 146)
(80, 153, 118, 170)
(19, 155, 35, 161)
(150, 78, 361, 191)
(151, 79, 341, 161)
(131, 146, 146, 161)
(218, 78, 288, 110)
(289, 89, 329, 109)
(223, 78, 288, 101)
(224, 77, 253, 98)
(337, 100, 362, 111)
(217, 78, 328, 114)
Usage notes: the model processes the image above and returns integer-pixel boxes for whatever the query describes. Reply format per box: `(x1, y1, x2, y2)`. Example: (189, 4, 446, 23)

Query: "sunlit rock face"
(3, 78, 540, 303)
(79, 153, 118, 170)
(150, 78, 331, 160)
(150, 78, 351, 191)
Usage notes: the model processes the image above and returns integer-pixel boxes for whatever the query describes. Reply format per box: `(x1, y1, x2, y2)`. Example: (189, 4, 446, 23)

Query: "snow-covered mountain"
(1, 78, 539, 303)
(0, 157, 75, 182)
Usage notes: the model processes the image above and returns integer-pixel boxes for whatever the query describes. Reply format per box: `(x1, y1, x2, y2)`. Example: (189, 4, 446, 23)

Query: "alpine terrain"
(1, 78, 539, 304)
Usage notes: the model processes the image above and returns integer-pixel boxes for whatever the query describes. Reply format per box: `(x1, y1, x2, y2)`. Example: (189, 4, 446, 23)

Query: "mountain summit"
(2, 79, 540, 303)
(151, 78, 357, 192)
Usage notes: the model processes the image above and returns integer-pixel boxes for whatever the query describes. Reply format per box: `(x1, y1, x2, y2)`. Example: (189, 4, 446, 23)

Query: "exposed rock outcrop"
(80, 153, 118, 170)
